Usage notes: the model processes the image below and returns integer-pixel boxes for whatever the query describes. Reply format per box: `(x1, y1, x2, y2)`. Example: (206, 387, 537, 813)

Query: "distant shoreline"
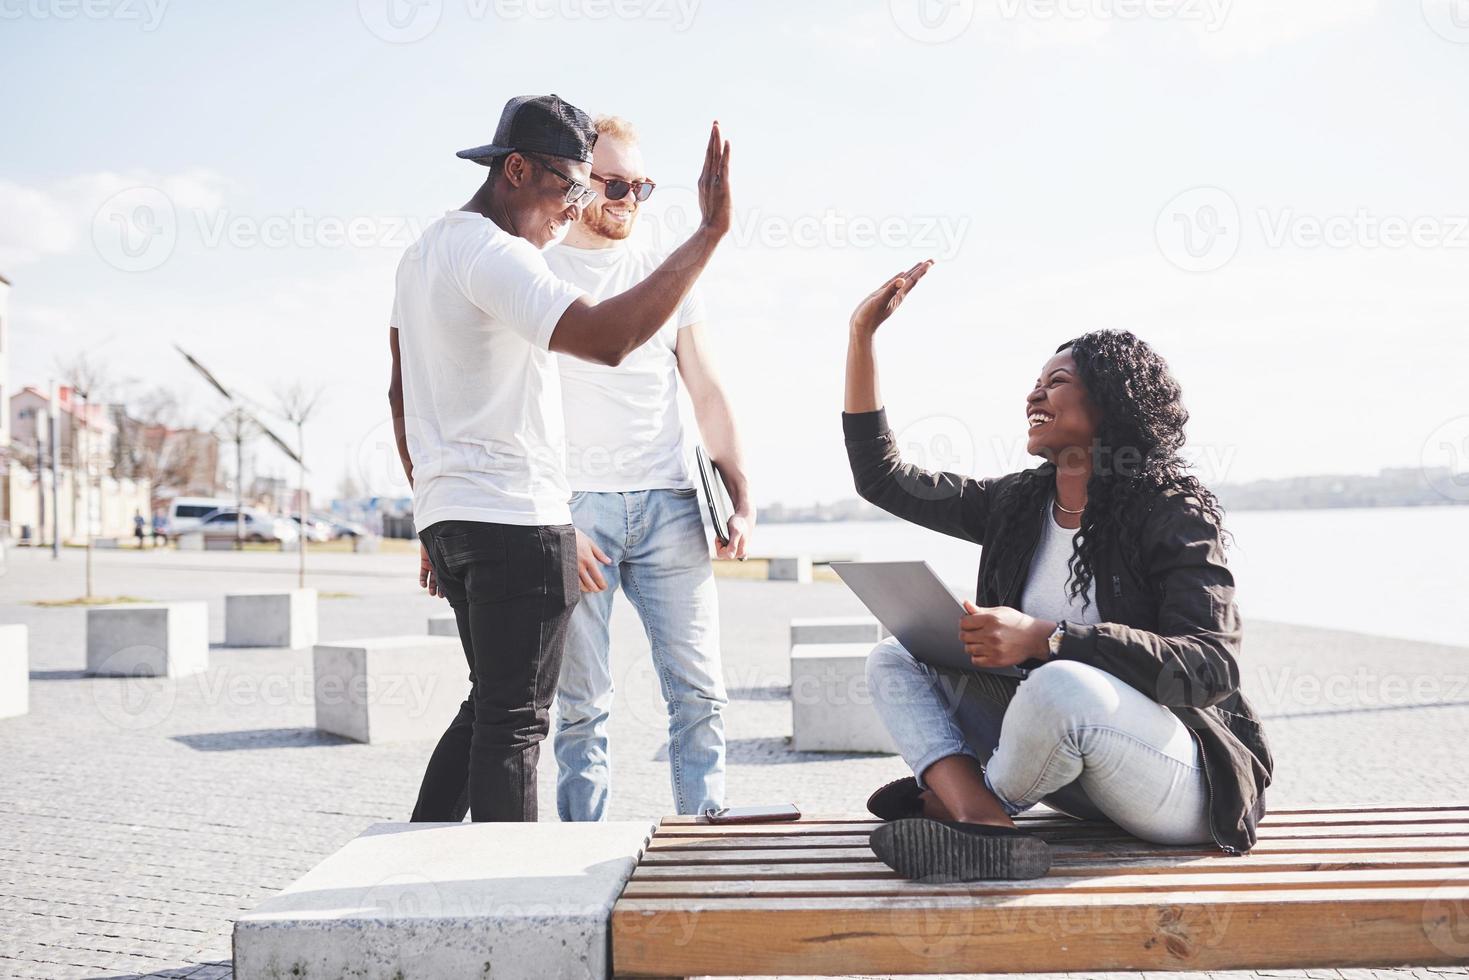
(756, 498, 1468, 524)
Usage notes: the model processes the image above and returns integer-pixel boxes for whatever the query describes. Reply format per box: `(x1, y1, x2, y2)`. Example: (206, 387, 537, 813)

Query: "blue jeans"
(866, 638, 1214, 845)
(555, 488, 727, 821)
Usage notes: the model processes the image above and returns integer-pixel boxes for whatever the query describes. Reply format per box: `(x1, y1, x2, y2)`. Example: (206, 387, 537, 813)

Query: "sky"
(2, 0, 1467, 508)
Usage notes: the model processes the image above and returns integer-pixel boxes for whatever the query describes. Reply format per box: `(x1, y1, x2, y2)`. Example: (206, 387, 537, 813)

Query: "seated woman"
(842, 261, 1273, 883)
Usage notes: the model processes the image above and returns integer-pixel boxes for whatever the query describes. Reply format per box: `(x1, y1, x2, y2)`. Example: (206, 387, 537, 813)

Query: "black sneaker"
(869, 817, 1052, 882)
(865, 776, 923, 821)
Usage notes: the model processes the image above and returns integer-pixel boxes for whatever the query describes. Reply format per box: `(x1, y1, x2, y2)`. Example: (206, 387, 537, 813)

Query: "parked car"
(329, 520, 371, 540)
(165, 496, 237, 537)
(195, 508, 300, 545)
(288, 515, 334, 543)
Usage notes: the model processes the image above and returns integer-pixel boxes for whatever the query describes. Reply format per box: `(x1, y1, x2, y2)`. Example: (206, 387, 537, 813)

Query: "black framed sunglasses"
(525, 154, 597, 209)
(592, 172, 656, 203)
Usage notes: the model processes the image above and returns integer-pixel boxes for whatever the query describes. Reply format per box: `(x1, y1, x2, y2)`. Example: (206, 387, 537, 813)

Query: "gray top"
(1018, 500, 1103, 626)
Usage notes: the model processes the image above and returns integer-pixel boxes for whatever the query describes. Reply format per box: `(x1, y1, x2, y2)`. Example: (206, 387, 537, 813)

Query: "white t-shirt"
(391, 211, 587, 531)
(1018, 501, 1104, 627)
(544, 241, 705, 492)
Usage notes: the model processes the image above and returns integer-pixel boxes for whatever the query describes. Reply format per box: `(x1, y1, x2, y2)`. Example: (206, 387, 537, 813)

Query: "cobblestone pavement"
(2, 546, 1468, 980)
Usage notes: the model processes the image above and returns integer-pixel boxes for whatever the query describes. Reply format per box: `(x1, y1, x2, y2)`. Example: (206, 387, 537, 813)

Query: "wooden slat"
(649, 822, 1469, 848)
(638, 835, 1469, 865)
(655, 810, 1469, 837)
(630, 849, 1469, 880)
(655, 803, 1469, 827)
(611, 885, 1469, 976)
(622, 865, 1469, 899)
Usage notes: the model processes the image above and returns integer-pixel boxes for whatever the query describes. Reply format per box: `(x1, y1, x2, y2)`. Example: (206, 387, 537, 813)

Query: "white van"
(166, 497, 236, 537)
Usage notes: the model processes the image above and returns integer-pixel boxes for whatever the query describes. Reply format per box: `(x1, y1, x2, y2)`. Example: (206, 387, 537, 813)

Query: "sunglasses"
(592, 172, 656, 203)
(528, 155, 597, 209)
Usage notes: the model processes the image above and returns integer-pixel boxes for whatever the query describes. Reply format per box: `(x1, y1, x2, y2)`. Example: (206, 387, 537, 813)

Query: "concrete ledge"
(0, 624, 28, 719)
(790, 616, 888, 646)
(313, 636, 466, 743)
(86, 603, 209, 678)
(226, 590, 319, 649)
(427, 613, 457, 637)
(352, 535, 381, 554)
(766, 555, 813, 583)
(177, 532, 204, 551)
(790, 642, 897, 754)
(233, 820, 655, 980)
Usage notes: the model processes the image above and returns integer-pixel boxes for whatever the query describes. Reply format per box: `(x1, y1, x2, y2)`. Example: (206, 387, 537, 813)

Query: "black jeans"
(410, 520, 579, 822)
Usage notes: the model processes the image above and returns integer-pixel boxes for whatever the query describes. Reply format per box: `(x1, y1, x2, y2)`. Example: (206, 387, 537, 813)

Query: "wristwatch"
(1047, 620, 1068, 659)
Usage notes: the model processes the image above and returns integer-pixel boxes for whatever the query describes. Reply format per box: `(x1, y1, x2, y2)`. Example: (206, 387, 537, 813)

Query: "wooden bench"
(610, 804, 1469, 977)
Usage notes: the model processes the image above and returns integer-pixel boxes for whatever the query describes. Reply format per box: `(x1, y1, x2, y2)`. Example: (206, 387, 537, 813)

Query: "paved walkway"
(1, 546, 1467, 979)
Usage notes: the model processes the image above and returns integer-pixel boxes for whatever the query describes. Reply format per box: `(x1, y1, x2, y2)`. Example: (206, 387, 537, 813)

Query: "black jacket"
(844, 409, 1273, 853)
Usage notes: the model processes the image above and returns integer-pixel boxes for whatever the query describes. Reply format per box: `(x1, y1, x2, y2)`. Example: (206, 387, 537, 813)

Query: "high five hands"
(850, 259, 934, 336)
(698, 121, 732, 239)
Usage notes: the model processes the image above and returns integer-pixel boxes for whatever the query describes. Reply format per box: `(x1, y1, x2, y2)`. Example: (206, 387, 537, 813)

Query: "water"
(752, 507, 1469, 648)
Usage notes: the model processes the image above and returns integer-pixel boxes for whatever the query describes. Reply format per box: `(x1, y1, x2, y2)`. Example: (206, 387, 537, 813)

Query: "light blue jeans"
(866, 637, 1214, 845)
(555, 488, 727, 821)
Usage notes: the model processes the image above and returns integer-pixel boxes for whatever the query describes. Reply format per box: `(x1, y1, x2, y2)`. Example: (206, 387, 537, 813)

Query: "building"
(139, 424, 221, 499)
(0, 272, 10, 452)
(0, 274, 151, 544)
(5, 385, 150, 545)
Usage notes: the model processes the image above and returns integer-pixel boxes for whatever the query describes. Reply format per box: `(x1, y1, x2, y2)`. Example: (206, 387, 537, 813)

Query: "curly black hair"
(987, 329, 1227, 611)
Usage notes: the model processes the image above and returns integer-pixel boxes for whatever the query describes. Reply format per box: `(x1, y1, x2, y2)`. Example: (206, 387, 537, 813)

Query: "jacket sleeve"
(1053, 495, 1242, 708)
(843, 409, 992, 545)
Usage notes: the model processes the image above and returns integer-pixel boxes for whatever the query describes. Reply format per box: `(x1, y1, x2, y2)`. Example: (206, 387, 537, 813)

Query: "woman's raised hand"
(849, 260, 934, 337)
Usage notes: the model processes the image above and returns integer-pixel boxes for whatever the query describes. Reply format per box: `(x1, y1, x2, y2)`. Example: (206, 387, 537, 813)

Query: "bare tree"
(54, 352, 114, 599)
(274, 382, 325, 588)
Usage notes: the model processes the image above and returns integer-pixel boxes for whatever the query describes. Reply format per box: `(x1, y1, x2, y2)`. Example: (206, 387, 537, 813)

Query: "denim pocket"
(548, 525, 580, 607)
(435, 523, 506, 571)
(670, 487, 698, 498)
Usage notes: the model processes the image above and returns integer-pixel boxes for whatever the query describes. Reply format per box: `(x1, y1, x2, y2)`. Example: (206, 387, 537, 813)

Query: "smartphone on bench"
(703, 804, 801, 824)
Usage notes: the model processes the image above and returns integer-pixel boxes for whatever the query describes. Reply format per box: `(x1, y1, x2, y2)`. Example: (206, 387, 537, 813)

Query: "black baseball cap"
(456, 94, 597, 167)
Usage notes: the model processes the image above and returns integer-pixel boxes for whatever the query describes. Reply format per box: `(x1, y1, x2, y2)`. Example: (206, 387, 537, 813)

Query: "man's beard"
(585, 203, 636, 241)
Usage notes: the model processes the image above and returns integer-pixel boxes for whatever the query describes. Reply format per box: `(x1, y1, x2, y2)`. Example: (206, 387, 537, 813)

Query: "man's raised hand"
(697, 121, 732, 238)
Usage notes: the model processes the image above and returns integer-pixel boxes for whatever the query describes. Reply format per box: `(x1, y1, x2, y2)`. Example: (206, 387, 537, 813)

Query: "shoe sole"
(870, 819, 1052, 882)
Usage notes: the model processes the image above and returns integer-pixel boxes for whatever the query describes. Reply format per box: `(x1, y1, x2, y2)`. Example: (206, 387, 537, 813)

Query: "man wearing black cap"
(388, 94, 732, 822)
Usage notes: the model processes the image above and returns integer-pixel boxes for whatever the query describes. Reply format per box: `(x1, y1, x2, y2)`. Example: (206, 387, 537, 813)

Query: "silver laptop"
(829, 560, 1024, 677)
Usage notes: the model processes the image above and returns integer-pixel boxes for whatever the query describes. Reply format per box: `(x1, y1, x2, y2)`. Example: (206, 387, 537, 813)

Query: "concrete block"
(204, 536, 235, 551)
(790, 642, 897, 754)
(352, 535, 381, 554)
(313, 636, 467, 744)
(790, 616, 888, 646)
(427, 613, 457, 637)
(177, 532, 204, 551)
(234, 820, 655, 980)
(766, 554, 813, 583)
(0, 624, 28, 719)
(93, 537, 120, 549)
(226, 590, 319, 649)
(86, 603, 209, 678)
